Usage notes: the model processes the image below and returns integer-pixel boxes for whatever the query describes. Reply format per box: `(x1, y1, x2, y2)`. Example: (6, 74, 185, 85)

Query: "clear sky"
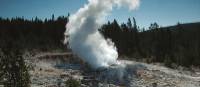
(0, 0, 200, 28)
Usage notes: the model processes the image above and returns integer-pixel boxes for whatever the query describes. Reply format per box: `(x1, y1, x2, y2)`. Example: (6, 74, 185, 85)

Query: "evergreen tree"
(0, 42, 30, 87)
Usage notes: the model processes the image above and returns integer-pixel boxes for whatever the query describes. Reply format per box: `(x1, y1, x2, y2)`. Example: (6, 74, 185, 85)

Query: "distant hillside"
(100, 19, 200, 67)
(167, 22, 200, 30)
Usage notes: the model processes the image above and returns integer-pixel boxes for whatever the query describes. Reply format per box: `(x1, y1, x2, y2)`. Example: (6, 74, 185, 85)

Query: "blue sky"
(0, 0, 200, 28)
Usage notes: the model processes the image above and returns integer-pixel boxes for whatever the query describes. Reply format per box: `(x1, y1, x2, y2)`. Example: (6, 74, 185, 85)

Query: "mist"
(64, 0, 140, 69)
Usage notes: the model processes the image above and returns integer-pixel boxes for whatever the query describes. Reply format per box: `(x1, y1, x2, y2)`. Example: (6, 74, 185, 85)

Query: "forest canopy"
(0, 16, 200, 67)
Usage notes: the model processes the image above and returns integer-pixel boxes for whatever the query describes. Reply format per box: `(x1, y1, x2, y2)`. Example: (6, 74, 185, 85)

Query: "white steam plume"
(64, 0, 140, 69)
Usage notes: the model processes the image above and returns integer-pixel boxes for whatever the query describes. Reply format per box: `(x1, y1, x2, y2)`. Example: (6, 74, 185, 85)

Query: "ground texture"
(26, 52, 200, 87)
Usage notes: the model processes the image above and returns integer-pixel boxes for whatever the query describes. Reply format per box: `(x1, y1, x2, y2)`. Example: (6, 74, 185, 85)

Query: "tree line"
(0, 15, 69, 52)
(100, 18, 200, 67)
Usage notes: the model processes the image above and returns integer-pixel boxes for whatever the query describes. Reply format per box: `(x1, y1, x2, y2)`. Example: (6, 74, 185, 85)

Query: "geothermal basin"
(28, 52, 200, 87)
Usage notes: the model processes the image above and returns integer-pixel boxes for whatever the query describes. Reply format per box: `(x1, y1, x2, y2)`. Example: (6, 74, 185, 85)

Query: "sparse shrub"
(164, 57, 173, 68)
(0, 44, 30, 87)
(65, 79, 81, 87)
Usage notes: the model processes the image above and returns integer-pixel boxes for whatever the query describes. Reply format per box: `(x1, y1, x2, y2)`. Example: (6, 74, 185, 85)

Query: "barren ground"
(25, 52, 200, 87)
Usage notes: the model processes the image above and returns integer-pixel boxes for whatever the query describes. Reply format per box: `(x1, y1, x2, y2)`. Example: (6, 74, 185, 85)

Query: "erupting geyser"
(64, 0, 140, 69)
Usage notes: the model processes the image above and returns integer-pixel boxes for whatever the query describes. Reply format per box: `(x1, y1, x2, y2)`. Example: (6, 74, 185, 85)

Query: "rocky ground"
(25, 52, 200, 87)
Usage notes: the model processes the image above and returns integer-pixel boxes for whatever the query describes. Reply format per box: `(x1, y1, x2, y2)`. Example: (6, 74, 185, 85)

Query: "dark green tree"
(0, 42, 30, 87)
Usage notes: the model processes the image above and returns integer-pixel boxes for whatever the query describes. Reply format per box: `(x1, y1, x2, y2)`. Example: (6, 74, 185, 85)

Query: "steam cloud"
(64, 0, 140, 69)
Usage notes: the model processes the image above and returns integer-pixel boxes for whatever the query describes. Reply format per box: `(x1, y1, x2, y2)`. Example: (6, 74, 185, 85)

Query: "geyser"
(64, 0, 140, 69)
